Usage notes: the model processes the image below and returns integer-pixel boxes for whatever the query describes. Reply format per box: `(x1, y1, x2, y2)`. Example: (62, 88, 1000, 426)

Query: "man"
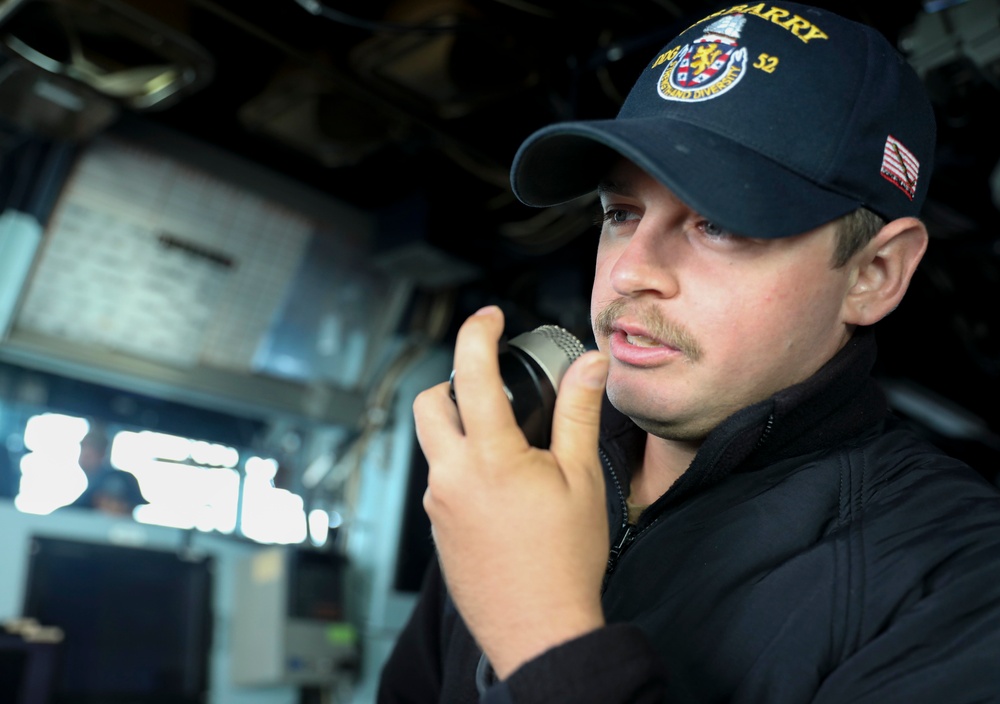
(70, 427, 146, 517)
(379, 3, 1000, 702)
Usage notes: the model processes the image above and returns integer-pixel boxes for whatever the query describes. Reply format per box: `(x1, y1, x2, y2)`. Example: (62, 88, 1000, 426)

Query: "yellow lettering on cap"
(685, 4, 828, 44)
(797, 24, 829, 43)
(749, 5, 830, 44)
(682, 5, 764, 34)
(652, 46, 682, 68)
(682, 6, 731, 34)
(755, 7, 790, 22)
(779, 15, 828, 42)
(779, 15, 811, 33)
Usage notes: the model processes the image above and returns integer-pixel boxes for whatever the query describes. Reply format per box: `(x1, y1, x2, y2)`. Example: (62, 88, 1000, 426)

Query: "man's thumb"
(549, 351, 609, 465)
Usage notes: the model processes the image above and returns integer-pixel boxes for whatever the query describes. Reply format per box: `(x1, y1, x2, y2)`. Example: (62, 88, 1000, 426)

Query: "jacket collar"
(599, 326, 887, 514)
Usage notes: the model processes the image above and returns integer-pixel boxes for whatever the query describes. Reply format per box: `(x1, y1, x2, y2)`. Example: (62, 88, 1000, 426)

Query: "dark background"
(1, 0, 998, 459)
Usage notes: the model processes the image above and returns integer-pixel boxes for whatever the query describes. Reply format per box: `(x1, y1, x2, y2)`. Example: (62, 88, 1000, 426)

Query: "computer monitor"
(21, 535, 213, 704)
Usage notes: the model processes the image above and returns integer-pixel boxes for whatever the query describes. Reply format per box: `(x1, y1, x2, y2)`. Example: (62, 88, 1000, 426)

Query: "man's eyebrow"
(597, 177, 632, 198)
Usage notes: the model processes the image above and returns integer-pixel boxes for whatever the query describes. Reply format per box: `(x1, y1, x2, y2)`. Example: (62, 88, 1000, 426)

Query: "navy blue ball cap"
(510, 2, 937, 239)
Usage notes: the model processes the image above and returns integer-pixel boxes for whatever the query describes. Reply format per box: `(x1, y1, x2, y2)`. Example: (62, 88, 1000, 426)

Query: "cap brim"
(510, 117, 862, 239)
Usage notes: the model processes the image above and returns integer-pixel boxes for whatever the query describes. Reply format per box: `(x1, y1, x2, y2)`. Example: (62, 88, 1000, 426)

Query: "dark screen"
(21, 536, 213, 704)
(289, 549, 346, 621)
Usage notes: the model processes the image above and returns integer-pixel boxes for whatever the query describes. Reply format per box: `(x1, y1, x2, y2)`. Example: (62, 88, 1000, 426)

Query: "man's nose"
(609, 222, 682, 299)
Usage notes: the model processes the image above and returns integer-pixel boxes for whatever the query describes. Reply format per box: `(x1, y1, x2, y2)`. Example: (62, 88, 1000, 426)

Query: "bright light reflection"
(132, 460, 240, 533)
(15, 418, 308, 544)
(240, 456, 307, 544)
(114, 430, 240, 533)
(308, 509, 330, 547)
(22, 412, 89, 452)
(111, 430, 239, 469)
(16, 414, 90, 515)
(191, 440, 240, 467)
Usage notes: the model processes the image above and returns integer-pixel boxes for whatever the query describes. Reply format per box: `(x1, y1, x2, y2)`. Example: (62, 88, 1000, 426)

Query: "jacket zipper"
(601, 446, 634, 594)
(605, 524, 635, 579)
(599, 411, 777, 594)
(755, 413, 775, 449)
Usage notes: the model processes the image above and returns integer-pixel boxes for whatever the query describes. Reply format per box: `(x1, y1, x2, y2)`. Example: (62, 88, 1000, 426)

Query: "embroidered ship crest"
(659, 14, 749, 102)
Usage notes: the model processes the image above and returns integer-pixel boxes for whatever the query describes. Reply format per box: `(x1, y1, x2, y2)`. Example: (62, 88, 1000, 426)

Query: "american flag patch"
(881, 135, 919, 200)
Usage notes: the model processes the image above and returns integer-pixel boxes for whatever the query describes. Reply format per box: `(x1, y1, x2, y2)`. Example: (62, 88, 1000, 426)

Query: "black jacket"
(378, 328, 1000, 703)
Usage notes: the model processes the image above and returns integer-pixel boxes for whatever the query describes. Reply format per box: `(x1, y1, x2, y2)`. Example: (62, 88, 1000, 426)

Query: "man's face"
(591, 159, 857, 442)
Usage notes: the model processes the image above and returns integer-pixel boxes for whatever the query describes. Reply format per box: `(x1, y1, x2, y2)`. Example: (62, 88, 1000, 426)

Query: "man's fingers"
(450, 306, 523, 445)
(413, 381, 463, 459)
(549, 351, 609, 476)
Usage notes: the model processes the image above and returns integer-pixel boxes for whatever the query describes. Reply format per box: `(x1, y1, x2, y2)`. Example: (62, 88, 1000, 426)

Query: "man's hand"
(416, 305, 611, 679)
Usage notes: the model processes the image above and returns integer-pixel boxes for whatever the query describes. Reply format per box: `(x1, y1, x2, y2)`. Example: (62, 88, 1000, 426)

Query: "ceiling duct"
(0, 0, 214, 113)
(237, 60, 408, 169)
(347, 0, 539, 120)
(0, 52, 118, 140)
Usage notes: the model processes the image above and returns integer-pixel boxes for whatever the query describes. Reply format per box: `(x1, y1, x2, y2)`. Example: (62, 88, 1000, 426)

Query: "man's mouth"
(593, 299, 703, 361)
(625, 333, 663, 348)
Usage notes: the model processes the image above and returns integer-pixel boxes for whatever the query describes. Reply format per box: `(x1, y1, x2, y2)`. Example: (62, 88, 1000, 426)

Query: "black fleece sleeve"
(810, 466, 1000, 703)
(378, 560, 669, 704)
(482, 623, 668, 704)
(377, 560, 446, 704)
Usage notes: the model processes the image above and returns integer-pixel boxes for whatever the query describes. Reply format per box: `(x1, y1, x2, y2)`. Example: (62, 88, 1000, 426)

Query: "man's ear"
(842, 217, 928, 326)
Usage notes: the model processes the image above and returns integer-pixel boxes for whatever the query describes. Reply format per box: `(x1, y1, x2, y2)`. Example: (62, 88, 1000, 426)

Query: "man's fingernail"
(474, 305, 499, 316)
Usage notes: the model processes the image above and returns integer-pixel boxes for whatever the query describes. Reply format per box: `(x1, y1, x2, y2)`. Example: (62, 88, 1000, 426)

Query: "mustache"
(593, 299, 703, 361)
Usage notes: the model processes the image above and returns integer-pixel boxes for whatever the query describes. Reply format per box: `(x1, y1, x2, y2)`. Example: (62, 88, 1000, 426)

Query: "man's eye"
(602, 209, 633, 224)
(701, 220, 732, 238)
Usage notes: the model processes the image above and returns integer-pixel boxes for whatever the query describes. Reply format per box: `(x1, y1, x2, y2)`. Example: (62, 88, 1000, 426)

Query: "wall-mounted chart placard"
(15, 136, 314, 372)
